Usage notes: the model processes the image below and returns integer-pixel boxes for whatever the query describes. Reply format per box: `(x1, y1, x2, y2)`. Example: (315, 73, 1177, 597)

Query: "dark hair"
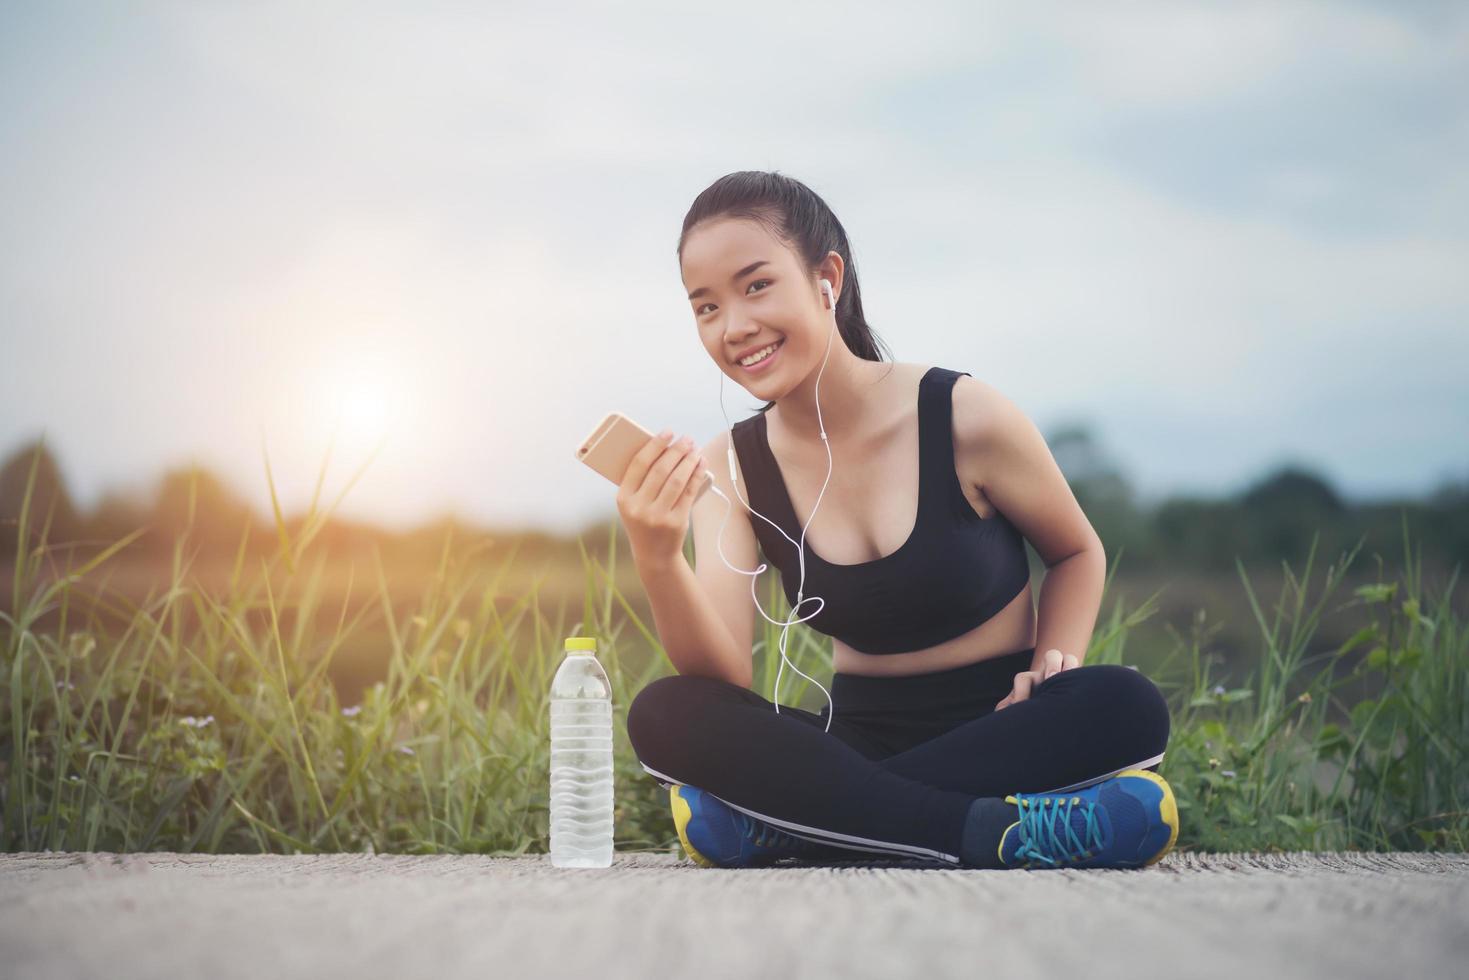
(677, 171, 894, 413)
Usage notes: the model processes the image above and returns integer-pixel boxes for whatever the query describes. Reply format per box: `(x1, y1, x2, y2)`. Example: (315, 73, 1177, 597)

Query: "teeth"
(740, 342, 780, 366)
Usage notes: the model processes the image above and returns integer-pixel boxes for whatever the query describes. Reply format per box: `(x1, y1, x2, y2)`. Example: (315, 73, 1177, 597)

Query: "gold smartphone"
(575, 412, 714, 503)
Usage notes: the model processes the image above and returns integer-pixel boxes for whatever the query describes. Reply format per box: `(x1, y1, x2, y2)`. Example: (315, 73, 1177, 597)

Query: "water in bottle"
(549, 636, 614, 868)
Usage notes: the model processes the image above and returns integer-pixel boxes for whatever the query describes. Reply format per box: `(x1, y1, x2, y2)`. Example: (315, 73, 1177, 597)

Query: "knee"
(625, 673, 737, 765)
(1110, 664, 1170, 749)
(1055, 663, 1171, 750)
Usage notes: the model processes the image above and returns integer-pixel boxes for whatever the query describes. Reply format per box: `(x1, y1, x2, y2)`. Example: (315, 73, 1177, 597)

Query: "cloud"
(1048, 1, 1449, 107)
(1, 0, 1465, 531)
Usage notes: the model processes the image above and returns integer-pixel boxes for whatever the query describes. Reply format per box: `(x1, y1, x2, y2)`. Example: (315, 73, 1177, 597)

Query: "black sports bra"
(728, 366, 1031, 654)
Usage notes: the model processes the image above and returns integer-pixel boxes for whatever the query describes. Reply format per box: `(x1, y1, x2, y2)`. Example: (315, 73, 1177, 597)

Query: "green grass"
(2, 445, 1465, 855)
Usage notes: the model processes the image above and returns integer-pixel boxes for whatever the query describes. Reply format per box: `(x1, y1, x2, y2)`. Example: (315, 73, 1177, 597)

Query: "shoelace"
(1013, 794, 1105, 867)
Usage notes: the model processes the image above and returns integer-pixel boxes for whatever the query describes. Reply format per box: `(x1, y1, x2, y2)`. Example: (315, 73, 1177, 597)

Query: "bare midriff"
(830, 580, 1036, 677)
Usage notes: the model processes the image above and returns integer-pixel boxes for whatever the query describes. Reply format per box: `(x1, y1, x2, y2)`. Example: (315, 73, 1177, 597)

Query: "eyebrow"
(687, 260, 771, 301)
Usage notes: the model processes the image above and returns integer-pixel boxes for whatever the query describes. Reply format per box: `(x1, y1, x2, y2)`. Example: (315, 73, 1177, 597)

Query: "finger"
(995, 678, 1022, 711)
(670, 464, 708, 524)
(684, 457, 711, 501)
(1042, 648, 1064, 681)
(1010, 671, 1035, 704)
(659, 451, 706, 513)
(1061, 653, 1081, 672)
(644, 436, 696, 503)
(621, 429, 676, 493)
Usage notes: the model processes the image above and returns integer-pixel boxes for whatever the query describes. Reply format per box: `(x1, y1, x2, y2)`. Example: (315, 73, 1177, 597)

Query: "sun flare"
(316, 354, 408, 451)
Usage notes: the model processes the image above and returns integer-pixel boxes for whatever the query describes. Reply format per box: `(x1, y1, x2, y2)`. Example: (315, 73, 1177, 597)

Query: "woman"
(617, 171, 1176, 870)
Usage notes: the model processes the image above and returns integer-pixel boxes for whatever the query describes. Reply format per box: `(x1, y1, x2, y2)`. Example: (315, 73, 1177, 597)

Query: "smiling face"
(681, 216, 841, 395)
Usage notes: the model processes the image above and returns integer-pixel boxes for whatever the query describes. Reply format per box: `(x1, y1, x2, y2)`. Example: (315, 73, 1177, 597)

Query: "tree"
(1239, 465, 1344, 560)
(149, 464, 260, 552)
(0, 438, 80, 552)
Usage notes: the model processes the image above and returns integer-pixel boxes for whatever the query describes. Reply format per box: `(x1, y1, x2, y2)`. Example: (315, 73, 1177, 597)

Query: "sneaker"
(997, 769, 1179, 870)
(669, 784, 824, 868)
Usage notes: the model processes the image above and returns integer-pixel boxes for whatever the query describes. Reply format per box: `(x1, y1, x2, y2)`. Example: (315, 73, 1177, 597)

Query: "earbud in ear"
(820, 279, 835, 310)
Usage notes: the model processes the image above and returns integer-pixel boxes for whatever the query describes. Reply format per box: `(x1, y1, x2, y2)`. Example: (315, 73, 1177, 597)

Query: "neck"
(770, 349, 892, 444)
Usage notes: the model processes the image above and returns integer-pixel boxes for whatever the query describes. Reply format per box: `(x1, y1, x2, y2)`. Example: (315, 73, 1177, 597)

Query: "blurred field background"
(3, 437, 1466, 856)
(5, 435, 1467, 704)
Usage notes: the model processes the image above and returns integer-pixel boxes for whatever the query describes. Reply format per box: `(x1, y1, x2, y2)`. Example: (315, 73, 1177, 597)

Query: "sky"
(2, 0, 1466, 535)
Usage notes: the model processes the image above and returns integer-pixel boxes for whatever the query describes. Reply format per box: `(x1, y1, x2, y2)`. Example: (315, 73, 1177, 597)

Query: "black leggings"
(625, 647, 1171, 865)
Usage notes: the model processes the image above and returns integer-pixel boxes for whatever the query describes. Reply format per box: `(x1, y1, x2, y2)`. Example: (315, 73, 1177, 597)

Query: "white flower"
(1221, 770, 1237, 778)
(396, 745, 415, 756)
(1212, 684, 1226, 696)
(179, 715, 215, 728)
(341, 705, 362, 717)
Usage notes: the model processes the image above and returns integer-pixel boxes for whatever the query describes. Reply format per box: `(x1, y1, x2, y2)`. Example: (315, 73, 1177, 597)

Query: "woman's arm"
(637, 556, 752, 687)
(1029, 546, 1106, 673)
(954, 376, 1107, 674)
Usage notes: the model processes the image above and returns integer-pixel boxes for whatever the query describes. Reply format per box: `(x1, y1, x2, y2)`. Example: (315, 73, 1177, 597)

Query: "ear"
(817, 251, 846, 305)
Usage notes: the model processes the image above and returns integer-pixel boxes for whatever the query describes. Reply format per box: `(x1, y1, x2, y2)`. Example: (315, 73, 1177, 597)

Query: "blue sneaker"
(998, 769, 1179, 870)
(670, 784, 825, 868)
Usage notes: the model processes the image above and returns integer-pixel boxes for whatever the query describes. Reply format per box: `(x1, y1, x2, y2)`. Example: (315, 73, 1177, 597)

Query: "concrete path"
(2, 851, 1466, 979)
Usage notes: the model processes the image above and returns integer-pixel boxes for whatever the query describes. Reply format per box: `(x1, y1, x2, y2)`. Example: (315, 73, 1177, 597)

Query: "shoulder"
(700, 427, 732, 458)
(950, 372, 1030, 460)
(704, 412, 764, 456)
(700, 425, 757, 495)
(693, 428, 741, 518)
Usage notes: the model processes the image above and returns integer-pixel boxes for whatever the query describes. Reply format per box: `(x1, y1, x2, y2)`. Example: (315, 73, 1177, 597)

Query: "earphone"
(700, 277, 840, 731)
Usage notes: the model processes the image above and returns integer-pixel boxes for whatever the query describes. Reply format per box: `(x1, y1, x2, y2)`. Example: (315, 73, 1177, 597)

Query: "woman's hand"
(616, 429, 709, 573)
(993, 648, 1081, 712)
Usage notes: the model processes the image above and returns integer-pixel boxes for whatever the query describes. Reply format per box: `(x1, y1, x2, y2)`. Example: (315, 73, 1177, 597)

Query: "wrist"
(635, 549, 686, 581)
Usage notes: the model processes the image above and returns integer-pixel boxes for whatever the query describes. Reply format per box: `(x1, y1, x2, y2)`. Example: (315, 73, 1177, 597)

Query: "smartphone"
(575, 412, 714, 504)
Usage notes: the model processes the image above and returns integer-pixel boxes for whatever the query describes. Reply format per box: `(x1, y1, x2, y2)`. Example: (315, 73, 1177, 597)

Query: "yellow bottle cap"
(564, 637, 597, 652)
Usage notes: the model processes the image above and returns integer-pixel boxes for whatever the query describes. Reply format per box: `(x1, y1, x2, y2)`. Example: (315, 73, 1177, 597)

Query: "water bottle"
(549, 636, 614, 868)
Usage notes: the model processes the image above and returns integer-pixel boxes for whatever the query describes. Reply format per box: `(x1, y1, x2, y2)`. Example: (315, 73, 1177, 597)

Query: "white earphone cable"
(703, 278, 840, 731)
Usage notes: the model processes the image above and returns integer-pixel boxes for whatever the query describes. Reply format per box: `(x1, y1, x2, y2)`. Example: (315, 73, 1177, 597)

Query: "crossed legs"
(625, 663, 1170, 864)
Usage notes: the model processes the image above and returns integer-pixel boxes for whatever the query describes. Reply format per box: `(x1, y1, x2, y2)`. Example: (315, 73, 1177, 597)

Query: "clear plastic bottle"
(549, 636, 614, 868)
